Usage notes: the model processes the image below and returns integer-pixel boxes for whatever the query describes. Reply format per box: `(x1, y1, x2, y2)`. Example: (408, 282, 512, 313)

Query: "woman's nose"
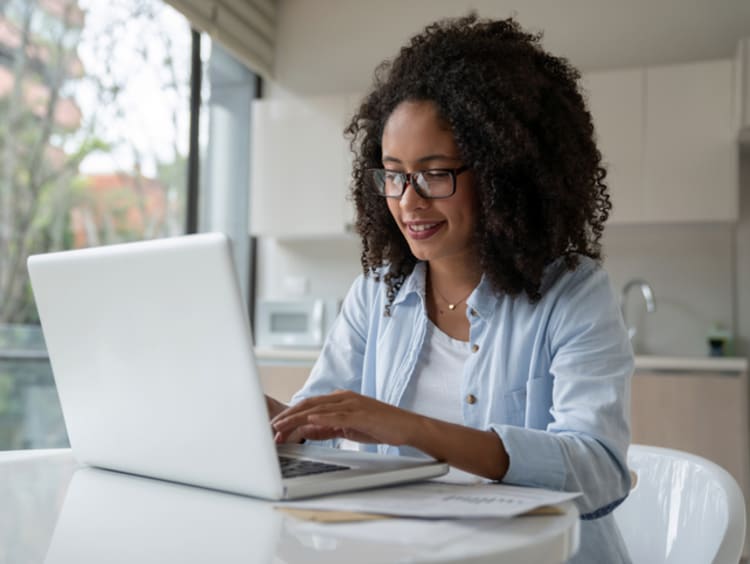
(399, 182, 428, 211)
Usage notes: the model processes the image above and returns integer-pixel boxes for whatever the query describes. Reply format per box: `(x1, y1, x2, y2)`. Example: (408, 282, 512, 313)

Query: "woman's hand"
(270, 390, 419, 446)
(271, 390, 510, 481)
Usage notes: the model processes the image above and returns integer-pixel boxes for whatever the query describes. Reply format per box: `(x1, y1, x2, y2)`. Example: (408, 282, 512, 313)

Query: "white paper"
(277, 481, 581, 519)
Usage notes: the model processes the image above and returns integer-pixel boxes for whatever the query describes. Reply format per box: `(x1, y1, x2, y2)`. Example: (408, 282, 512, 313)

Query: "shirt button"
(466, 394, 477, 405)
(470, 308, 477, 317)
(471, 344, 479, 353)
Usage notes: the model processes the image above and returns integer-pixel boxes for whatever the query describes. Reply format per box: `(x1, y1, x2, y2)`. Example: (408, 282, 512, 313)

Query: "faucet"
(620, 279, 656, 340)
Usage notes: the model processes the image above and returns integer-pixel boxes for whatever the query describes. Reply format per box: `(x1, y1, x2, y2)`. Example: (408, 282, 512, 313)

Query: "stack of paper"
(277, 480, 581, 520)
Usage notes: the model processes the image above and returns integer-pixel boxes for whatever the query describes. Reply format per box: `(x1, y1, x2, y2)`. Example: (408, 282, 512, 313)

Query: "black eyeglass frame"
(367, 165, 470, 199)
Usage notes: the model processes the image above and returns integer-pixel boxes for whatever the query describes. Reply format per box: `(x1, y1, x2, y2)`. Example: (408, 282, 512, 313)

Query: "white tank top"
(399, 319, 470, 458)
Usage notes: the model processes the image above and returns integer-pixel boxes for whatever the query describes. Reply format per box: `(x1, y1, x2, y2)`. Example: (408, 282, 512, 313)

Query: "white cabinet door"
(250, 96, 357, 237)
(736, 38, 750, 140)
(643, 60, 738, 222)
(583, 69, 645, 224)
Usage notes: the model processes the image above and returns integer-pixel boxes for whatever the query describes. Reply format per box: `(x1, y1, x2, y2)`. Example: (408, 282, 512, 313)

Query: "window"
(199, 39, 258, 302)
(0, 0, 257, 450)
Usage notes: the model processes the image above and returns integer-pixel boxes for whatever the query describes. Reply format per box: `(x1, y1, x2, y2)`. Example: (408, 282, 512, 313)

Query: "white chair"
(614, 444, 746, 564)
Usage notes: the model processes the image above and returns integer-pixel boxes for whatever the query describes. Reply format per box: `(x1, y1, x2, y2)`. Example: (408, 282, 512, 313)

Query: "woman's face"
(381, 100, 478, 265)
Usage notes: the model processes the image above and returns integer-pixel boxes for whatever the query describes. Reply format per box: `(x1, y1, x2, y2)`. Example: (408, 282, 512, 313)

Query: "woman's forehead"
(382, 100, 458, 160)
(383, 100, 451, 131)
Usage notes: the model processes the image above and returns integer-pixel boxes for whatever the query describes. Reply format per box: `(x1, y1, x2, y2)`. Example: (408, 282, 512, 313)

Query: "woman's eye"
(423, 170, 450, 180)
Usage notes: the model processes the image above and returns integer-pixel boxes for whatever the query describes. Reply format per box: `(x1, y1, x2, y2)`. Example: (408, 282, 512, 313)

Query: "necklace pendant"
(448, 304, 456, 311)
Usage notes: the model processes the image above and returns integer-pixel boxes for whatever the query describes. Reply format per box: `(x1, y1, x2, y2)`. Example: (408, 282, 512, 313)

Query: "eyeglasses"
(366, 165, 470, 199)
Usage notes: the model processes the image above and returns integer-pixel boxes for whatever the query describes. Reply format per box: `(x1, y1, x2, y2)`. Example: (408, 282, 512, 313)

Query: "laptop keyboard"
(278, 455, 351, 479)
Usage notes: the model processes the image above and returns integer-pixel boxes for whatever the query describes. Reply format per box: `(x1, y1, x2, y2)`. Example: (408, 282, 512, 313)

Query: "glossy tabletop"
(1, 449, 580, 564)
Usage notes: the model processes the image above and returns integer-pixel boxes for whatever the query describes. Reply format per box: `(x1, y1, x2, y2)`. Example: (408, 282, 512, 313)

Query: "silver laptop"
(27, 232, 448, 500)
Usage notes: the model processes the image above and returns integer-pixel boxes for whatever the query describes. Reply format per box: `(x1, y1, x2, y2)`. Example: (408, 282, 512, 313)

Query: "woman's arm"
(490, 263, 633, 517)
(414, 412, 509, 480)
(271, 390, 510, 480)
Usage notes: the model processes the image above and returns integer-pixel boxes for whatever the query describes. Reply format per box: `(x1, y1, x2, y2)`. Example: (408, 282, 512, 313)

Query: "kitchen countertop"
(255, 347, 320, 365)
(255, 347, 748, 373)
(633, 355, 747, 373)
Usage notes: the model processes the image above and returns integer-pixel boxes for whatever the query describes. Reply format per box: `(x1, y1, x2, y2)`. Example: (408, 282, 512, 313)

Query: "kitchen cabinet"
(630, 365, 749, 554)
(249, 95, 358, 238)
(643, 60, 738, 222)
(631, 368, 748, 487)
(582, 69, 645, 224)
(736, 37, 750, 141)
(258, 364, 311, 403)
(584, 59, 738, 224)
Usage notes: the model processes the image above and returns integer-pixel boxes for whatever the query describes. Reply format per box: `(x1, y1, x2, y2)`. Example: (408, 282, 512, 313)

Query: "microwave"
(255, 298, 340, 348)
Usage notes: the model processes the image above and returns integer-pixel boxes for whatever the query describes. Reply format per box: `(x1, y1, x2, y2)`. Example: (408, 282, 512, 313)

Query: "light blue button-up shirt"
(292, 256, 633, 563)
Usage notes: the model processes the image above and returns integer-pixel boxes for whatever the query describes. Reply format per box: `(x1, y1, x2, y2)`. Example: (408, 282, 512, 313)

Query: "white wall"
(256, 0, 750, 357)
(258, 236, 360, 300)
(603, 224, 736, 356)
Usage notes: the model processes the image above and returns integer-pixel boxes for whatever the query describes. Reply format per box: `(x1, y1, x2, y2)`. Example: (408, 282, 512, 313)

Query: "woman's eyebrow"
(417, 154, 461, 163)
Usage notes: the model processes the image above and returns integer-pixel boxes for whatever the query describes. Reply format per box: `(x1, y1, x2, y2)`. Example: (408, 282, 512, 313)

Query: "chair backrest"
(614, 444, 746, 564)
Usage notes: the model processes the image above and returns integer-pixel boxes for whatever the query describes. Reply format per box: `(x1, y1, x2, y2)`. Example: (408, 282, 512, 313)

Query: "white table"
(0, 449, 580, 563)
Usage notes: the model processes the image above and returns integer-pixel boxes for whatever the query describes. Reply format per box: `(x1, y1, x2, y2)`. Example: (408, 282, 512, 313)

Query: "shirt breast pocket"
(503, 386, 527, 426)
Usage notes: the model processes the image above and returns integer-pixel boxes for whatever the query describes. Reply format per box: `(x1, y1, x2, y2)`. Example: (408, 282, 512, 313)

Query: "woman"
(268, 14, 633, 563)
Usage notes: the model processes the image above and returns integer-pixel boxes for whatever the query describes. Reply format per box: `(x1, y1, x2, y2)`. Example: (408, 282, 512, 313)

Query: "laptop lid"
(29, 233, 285, 499)
(28, 233, 448, 500)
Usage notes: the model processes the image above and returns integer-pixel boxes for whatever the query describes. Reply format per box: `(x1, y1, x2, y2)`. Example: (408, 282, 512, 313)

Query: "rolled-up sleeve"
(491, 265, 633, 518)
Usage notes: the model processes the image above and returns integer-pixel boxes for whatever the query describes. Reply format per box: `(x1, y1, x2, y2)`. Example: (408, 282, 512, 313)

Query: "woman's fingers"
(274, 422, 379, 444)
(274, 423, 342, 443)
(273, 406, 382, 444)
(272, 393, 357, 432)
(270, 391, 415, 446)
(309, 411, 395, 443)
(270, 390, 350, 425)
(272, 403, 345, 433)
(307, 411, 357, 428)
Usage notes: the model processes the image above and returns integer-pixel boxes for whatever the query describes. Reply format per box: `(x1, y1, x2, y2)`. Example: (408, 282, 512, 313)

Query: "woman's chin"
(406, 243, 432, 262)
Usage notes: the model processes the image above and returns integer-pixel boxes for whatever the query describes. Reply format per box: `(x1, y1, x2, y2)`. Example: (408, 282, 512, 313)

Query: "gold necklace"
(431, 284, 474, 314)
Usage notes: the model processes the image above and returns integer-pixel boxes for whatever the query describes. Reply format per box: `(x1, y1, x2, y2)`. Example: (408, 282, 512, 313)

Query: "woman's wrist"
(404, 415, 510, 480)
(404, 413, 446, 457)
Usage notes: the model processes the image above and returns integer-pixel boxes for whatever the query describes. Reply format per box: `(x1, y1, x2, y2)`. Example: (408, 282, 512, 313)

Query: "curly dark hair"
(344, 14, 610, 313)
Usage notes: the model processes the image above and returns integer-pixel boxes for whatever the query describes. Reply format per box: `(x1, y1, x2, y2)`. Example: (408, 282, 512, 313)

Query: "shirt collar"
(391, 262, 427, 307)
(466, 273, 499, 320)
(389, 256, 570, 317)
(390, 261, 500, 320)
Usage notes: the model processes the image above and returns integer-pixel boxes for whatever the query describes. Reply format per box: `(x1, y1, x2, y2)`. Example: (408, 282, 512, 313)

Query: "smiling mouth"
(405, 221, 444, 239)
